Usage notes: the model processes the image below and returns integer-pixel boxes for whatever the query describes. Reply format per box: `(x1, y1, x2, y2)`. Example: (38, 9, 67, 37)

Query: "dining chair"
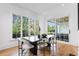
(18, 38, 34, 56)
(37, 34, 48, 48)
(37, 34, 49, 55)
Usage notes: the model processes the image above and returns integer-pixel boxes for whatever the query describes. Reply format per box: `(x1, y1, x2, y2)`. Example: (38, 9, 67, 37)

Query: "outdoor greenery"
(22, 16, 28, 36)
(12, 14, 21, 38)
(29, 19, 34, 35)
(35, 20, 39, 35)
(12, 14, 39, 38)
(29, 19, 39, 35)
(48, 16, 69, 35)
(48, 21, 55, 35)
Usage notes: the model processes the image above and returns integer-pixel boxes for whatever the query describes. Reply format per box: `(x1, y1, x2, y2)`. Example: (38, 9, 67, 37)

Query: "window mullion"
(20, 16, 23, 39)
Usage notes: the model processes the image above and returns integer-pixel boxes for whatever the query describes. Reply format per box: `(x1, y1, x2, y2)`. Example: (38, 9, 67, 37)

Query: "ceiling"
(11, 3, 70, 23)
(13, 3, 65, 15)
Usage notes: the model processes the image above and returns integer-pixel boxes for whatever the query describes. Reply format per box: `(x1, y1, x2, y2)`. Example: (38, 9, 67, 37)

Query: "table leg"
(30, 42, 37, 56)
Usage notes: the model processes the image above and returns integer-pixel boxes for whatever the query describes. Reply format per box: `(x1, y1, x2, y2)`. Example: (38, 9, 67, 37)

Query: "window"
(29, 18, 35, 35)
(56, 16, 69, 34)
(29, 18, 39, 35)
(12, 14, 39, 38)
(48, 21, 55, 35)
(12, 14, 21, 38)
(22, 16, 28, 37)
(35, 20, 39, 35)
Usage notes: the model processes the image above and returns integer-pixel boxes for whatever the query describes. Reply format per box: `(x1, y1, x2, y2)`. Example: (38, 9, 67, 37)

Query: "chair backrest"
(42, 34, 47, 38)
(38, 34, 40, 39)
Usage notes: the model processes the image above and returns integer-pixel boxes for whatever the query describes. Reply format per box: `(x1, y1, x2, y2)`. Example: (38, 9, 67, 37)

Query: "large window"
(12, 14, 21, 38)
(29, 19, 39, 35)
(29, 18, 35, 35)
(56, 16, 69, 34)
(48, 21, 55, 35)
(57, 23, 69, 34)
(22, 16, 28, 37)
(12, 14, 39, 38)
(35, 20, 39, 35)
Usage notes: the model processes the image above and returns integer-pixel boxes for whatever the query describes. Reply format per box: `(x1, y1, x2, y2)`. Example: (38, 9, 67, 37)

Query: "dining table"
(22, 35, 54, 55)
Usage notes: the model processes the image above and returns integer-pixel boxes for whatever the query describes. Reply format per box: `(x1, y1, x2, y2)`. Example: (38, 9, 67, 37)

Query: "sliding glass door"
(56, 16, 69, 42)
(47, 16, 69, 56)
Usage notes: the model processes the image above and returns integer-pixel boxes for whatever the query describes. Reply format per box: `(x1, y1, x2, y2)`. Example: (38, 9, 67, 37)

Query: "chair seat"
(38, 42, 48, 49)
(21, 38, 34, 49)
(22, 44, 33, 50)
(18, 38, 34, 56)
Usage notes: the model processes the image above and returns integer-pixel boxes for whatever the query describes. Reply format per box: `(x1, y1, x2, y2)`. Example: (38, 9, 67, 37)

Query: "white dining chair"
(18, 38, 34, 56)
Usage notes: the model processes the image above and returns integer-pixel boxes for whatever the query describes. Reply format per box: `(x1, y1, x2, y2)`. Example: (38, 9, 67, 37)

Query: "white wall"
(0, 4, 38, 50)
(0, 3, 79, 55)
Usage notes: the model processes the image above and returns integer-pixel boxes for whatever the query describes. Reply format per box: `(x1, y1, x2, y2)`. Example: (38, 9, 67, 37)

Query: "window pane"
(22, 16, 28, 37)
(30, 19, 34, 35)
(12, 14, 21, 38)
(35, 20, 39, 35)
(48, 21, 55, 35)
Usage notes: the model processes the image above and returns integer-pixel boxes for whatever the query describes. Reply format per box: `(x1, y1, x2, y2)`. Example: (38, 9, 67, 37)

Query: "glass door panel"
(47, 16, 69, 56)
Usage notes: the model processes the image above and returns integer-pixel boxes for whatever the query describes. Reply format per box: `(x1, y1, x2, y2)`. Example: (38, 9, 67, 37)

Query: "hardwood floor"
(0, 41, 78, 56)
(0, 46, 18, 56)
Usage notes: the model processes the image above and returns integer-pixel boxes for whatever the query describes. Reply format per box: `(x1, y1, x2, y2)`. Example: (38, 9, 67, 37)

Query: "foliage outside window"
(29, 18, 35, 35)
(12, 14, 21, 38)
(48, 21, 55, 35)
(22, 16, 28, 37)
(29, 19, 39, 35)
(12, 14, 39, 38)
(34, 20, 39, 35)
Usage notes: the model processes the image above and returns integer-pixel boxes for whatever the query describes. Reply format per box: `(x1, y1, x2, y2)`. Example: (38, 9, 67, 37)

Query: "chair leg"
(43, 40, 45, 56)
